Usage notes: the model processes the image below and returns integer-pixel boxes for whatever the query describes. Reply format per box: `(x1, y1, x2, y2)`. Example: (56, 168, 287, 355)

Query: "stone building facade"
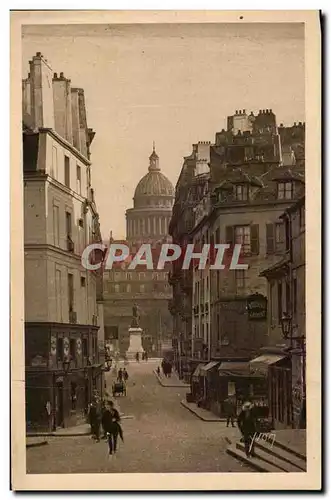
(169, 108, 305, 418)
(168, 142, 211, 380)
(258, 196, 306, 429)
(23, 53, 104, 431)
(102, 147, 174, 355)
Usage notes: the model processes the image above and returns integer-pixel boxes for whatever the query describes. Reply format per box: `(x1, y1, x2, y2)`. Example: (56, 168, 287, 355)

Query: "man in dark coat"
(88, 395, 102, 442)
(101, 400, 123, 455)
(117, 368, 123, 382)
(123, 368, 129, 382)
(224, 396, 237, 427)
(237, 401, 257, 458)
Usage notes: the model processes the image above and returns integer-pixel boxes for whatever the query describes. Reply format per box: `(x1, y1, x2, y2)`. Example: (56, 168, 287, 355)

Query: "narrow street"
(26, 361, 250, 474)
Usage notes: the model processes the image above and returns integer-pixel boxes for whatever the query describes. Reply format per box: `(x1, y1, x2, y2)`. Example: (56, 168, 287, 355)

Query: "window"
(53, 205, 60, 246)
(76, 165, 81, 195)
(140, 272, 146, 280)
(126, 284, 131, 293)
(285, 281, 291, 314)
(235, 269, 247, 291)
(82, 338, 88, 358)
(80, 276, 86, 287)
(68, 273, 74, 313)
(275, 223, 285, 253)
(127, 273, 132, 281)
(140, 284, 145, 293)
(293, 277, 297, 317)
(69, 339, 76, 360)
(277, 181, 293, 200)
(64, 155, 70, 188)
(65, 211, 72, 237)
(285, 218, 290, 251)
(235, 184, 249, 201)
(57, 337, 64, 362)
(114, 284, 120, 293)
(52, 146, 58, 178)
(87, 167, 91, 188)
(235, 226, 251, 254)
(277, 282, 283, 323)
(55, 269, 62, 322)
(300, 205, 305, 229)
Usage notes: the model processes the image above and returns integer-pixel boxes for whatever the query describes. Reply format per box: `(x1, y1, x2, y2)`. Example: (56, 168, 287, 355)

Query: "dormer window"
(235, 184, 249, 201)
(277, 181, 293, 200)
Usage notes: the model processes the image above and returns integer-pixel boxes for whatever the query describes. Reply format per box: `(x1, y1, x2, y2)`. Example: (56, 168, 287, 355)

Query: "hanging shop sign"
(246, 294, 267, 320)
(63, 337, 70, 356)
(50, 336, 57, 356)
(76, 338, 82, 356)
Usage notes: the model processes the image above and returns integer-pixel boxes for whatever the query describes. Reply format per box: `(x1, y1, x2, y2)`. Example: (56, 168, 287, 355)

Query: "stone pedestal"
(126, 327, 144, 360)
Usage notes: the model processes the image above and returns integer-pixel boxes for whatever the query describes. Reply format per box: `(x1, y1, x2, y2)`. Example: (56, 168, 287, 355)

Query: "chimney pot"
(243, 109, 246, 114)
(259, 110, 262, 114)
(53, 72, 58, 79)
(60, 72, 64, 78)
(299, 121, 302, 125)
(239, 109, 242, 114)
(294, 122, 297, 126)
(36, 52, 42, 57)
(280, 123, 284, 127)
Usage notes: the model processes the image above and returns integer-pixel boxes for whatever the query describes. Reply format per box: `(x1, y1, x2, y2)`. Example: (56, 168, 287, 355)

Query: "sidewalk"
(154, 370, 190, 388)
(181, 400, 226, 422)
(26, 437, 49, 448)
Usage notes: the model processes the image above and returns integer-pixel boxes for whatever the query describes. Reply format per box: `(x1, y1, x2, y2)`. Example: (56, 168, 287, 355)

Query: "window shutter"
(266, 223, 275, 254)
(250, 224, 259, 255)
(225, 226, 234, 246)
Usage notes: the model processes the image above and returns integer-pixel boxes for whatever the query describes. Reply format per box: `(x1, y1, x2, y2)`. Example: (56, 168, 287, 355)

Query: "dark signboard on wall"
(246, 293, 267, 320)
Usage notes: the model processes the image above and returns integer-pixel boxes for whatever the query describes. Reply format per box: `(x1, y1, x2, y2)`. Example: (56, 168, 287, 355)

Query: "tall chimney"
(53, 72, 73, 143)
(29, 52, 55, 129)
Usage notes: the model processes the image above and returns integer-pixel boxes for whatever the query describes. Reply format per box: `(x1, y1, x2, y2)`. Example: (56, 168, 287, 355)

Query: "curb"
(153, 370, 190, 388)
(26, 415, 134, 438)
(26, 440, 48, 448)
(180, 400, 226, 422)
(27, 431, 91, 437)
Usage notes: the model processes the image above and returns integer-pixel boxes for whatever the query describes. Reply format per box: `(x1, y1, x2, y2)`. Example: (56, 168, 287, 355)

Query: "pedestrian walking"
(145, 351, 148, 362)
(224, 396, 237, 427)
(88, 394, 102, 442)
(136, 352, 140, 363)
(156, 366, 161, 376)
(123, 368, 129, 382)
(237, 401, 257, 458)
(117, 368, 123, 382)
(101, 400, 124, 456)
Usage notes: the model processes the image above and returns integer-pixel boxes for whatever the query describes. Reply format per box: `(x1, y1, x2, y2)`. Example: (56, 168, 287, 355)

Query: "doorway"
(56, 381, 64, 428)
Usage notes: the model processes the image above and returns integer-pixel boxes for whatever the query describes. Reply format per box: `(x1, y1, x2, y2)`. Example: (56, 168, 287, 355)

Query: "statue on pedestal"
(131, 303, 140, 328)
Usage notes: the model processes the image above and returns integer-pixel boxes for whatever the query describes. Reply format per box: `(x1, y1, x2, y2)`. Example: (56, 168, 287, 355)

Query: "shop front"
(200, 361, 220, 411)
(249, 350, 292, 429)
(218, 361, 268, 418)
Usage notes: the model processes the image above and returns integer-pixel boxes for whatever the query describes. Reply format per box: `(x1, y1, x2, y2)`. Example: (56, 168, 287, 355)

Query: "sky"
(22, 23, 305, 239)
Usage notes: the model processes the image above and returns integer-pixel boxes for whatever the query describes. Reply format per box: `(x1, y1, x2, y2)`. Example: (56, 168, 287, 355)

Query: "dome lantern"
(148, 141, 160, 172)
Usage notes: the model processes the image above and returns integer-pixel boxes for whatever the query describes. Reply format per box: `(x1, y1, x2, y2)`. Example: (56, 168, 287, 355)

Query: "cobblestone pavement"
(26, 361, 251, 474)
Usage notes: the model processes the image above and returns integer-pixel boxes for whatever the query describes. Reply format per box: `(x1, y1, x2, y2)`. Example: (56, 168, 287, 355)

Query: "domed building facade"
(126, 146, 174, 244)
(103, 147, 175, 357)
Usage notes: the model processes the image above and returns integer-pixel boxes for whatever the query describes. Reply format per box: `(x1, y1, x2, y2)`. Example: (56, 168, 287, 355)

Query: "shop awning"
(218, 361, 262, 378)
(200, 361, 219, 375)
(249, 354, 287, 376)
(192, 364, 206, 380)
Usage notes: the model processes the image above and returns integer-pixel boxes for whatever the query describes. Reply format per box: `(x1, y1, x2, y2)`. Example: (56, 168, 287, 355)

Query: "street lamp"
(281, 312, 292, 340)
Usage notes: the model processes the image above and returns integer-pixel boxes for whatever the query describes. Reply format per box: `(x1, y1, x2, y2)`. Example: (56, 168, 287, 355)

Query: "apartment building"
(23, 52, 104, 431)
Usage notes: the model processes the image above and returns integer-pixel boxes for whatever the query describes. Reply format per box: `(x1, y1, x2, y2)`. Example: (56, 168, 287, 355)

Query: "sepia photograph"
(11, 10, 321, 491)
